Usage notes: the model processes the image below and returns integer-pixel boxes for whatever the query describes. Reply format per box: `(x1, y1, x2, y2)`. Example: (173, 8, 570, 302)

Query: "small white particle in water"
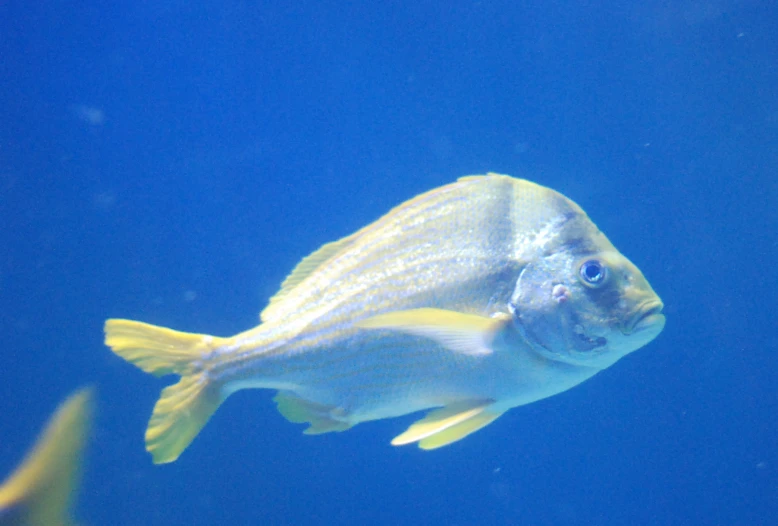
(184, 290, 197, 302)
(71, 104, 105, 125)
(93, 191, 116, 209)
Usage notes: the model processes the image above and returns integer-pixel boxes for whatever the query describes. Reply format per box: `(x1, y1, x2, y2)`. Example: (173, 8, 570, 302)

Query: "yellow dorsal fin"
(260, 233, 359, 322)
(391, 400, 501, 449)
(356, 308, 510, 356)
(0, 388, 93, 526)
(273, 391, 352, 434)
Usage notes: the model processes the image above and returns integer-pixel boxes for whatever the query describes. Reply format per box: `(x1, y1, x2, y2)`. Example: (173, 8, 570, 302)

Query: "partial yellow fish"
(0, 388, 93, 526)
(105, 173, 665, 464)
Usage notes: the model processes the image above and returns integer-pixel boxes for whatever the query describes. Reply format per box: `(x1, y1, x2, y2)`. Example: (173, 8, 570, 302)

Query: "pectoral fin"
(392, 400, 503, 449)
(356, 308, 509, 356)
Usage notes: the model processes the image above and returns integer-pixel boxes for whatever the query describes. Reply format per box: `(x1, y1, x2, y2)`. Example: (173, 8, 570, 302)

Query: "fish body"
(105, 174, 665, 463)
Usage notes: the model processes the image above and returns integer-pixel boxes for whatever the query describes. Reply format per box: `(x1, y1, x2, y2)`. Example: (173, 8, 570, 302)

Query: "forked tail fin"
(104, 319, 229, 464)
(0, 388, 93, 526)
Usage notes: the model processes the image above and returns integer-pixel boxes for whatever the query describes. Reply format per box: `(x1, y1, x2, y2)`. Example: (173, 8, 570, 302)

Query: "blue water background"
(1, 1, 776, 524)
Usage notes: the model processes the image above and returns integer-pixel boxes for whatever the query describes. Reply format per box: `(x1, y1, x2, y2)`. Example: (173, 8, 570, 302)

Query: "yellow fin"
(391, 399, 493, 446)
(104, 319, 226, 377)
(0, 388, 93, 526)
(274, 392, 352, 434)
(145, 373, 222, 464)
(104, 319, 227, 464)
(418, 410, 502, 450)
(356, 308, 508, 356)
(261, 233, 359, 322)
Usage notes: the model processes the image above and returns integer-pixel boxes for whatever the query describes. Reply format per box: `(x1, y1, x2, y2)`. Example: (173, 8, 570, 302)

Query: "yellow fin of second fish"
(356, 308, 509, 356)
(274, 392, 352, 434)
(0, 388, 93, 526)
(391, 400, 502, 449)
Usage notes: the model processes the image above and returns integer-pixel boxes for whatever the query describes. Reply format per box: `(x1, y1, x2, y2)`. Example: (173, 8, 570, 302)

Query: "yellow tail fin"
(104, 319, 228, 464)
(0, 388, 93, 526)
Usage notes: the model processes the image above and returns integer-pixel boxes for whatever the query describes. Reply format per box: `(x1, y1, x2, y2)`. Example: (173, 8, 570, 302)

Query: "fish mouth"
(626, 300, 665, 334)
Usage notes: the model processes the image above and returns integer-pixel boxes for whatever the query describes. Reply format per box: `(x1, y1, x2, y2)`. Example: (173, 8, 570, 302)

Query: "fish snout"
(624, 299, 665, 335)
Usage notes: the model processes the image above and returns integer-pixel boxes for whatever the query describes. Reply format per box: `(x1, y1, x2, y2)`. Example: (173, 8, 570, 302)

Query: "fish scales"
(104, 173, 665, 463)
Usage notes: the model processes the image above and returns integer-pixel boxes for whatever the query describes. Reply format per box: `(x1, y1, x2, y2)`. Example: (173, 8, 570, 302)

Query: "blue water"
(1, 1, 776, 524)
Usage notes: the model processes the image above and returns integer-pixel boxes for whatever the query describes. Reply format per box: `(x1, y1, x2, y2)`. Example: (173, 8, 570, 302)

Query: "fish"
(0, 388, 93, 526)
(104, 173, 665, 464)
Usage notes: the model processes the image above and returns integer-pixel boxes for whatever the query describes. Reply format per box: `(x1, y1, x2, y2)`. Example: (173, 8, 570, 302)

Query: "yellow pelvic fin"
(391, 399, 493, 446)
(0, 388, 93, 526)
(274, 392, 352, 434)
(356, 308, 509, 356)
(391, 400, 502, 450)
(418, 411, 502, 450)
(261, 232, 360, 323)
(104, 319, 228, 464)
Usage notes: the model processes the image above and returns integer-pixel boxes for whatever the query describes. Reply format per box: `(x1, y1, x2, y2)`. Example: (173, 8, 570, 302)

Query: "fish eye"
(579, 259, 608, 287)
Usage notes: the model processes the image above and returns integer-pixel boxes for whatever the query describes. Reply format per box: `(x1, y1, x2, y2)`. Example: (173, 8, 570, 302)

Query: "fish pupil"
(580, 260, 605, 285)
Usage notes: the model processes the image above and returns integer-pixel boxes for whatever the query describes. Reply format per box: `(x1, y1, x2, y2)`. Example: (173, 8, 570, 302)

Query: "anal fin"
(273, 392, 352, 435)
(392, 399, 503, 449)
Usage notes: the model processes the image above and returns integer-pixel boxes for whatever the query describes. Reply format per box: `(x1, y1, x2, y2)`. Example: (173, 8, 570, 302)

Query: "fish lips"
(625, 300, 665, 335)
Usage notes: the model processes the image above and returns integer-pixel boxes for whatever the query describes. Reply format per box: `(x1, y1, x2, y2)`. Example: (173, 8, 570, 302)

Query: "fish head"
(510, 214, 665, 369)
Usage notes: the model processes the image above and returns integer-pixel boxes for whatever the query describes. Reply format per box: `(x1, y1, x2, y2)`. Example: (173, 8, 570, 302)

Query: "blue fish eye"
(579, 259, 607, 286)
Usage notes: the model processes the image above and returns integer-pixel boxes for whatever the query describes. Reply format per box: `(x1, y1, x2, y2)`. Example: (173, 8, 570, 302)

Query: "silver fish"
(105, 173, 665, 463)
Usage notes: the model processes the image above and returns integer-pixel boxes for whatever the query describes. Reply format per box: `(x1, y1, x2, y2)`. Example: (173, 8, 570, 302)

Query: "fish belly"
(221, 329, 597, 426)
(225, 335, 488, 421)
